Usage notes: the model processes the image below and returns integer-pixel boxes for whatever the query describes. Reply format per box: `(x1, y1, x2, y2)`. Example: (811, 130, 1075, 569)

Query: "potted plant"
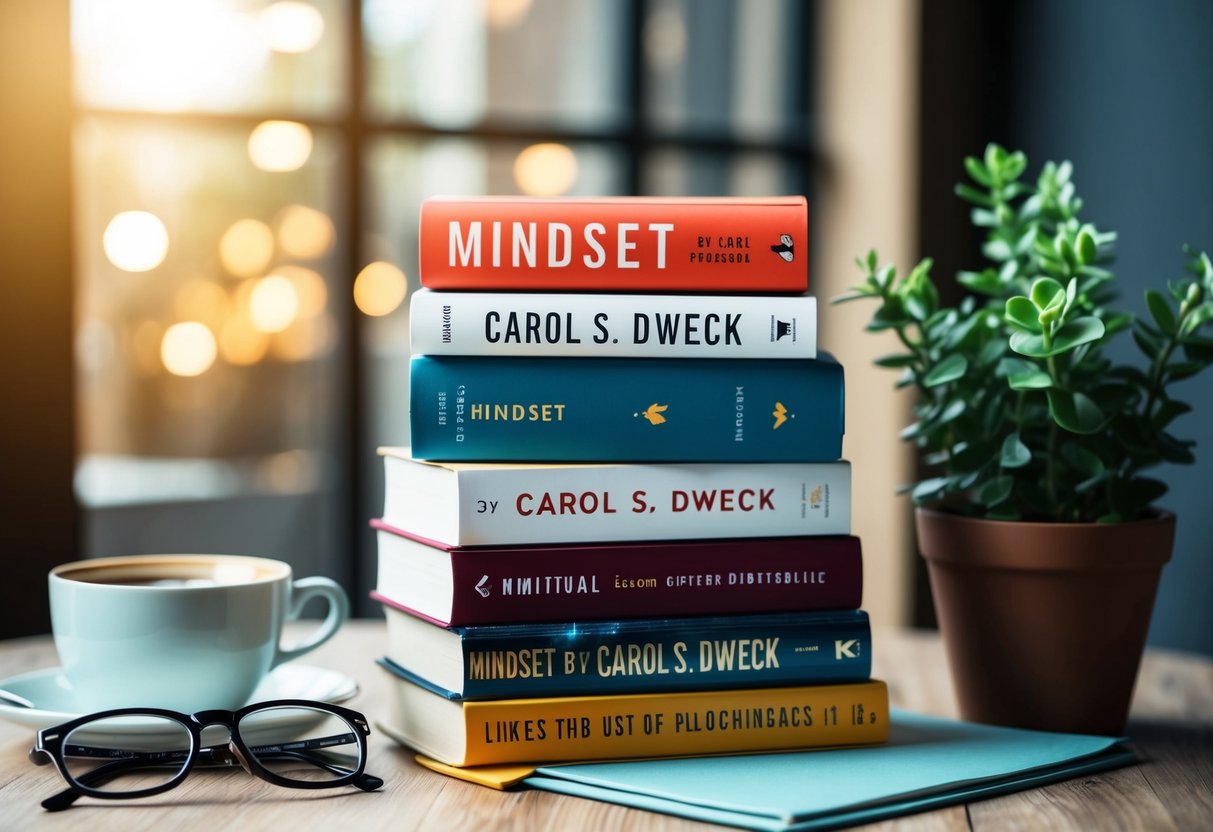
(835, 143, 1213, 735)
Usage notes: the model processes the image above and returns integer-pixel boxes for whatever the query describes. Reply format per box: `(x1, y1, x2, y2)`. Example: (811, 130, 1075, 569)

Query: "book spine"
(386, 674, 889, 766)
(409, 290, 817, 359)
(408, 355, 844, 463)
(373, 527, 862, 624)
(418, 196, 808, 292)
(395, 610, 872, 699)
(393, 461, 850, 545)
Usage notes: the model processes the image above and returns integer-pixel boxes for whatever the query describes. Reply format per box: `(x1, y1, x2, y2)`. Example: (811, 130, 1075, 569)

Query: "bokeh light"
(485, 0, 533, 28)
(219, 218, 275, 277)
(275, 204, 336, 259)
(271, 265, 328, 319)
(248, 120, 314, 172)
(513, 143, 578, 196)
(353, 261, 408, 316)
(249, 274, 301, 333)
(103, 211, 170, 272)
(259, 1, 325, 54)
(218, 313, 271, 366)
(272, 312, 336, 361)
(173, 278, 230, 328)
(161, 321, 217, 377)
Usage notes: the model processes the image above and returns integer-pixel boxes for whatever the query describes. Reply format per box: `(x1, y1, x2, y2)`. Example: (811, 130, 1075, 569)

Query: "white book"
(408, 289, 817, 358)
(379, 447, 850, 546)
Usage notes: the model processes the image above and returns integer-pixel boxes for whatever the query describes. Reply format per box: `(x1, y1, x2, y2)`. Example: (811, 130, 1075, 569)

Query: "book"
(408, 289, 817, 359)
(379, 607, 872, 700)
(408, 354, 844, 463)
(419, 711, 1133, 831)
(371, 520, 863, 626)
(418, 195, 809, 292)
(378, 448, 851, 546)
(378, 665, 889, 766)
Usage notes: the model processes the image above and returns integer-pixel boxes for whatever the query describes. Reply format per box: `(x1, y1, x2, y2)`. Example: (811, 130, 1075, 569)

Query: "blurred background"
(1, 0, 1209, 656)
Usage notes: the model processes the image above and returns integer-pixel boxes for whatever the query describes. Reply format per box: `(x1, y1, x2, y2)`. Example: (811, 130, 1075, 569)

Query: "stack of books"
(373, 196, 889, 768)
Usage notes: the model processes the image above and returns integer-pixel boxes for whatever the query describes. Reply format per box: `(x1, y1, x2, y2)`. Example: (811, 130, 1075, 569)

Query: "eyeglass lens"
(62, 714, 193, 794)
(236, 705, 363, 784)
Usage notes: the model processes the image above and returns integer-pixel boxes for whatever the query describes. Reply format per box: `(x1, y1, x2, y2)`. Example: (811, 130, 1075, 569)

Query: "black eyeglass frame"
(30, 698, 383, 810)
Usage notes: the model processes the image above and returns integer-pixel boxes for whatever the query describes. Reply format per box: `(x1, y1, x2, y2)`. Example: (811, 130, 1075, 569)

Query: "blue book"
(379, 608, 871, 700)
(408, 353, 844, 462)
(415, 711, 1135, 830)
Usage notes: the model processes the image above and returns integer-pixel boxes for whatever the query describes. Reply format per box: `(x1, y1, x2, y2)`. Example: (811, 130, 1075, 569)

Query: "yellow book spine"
(459, 680, 889, 766)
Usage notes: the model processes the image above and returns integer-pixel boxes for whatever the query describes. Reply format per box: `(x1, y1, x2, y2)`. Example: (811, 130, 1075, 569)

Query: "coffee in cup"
(49, 554, 349, 713)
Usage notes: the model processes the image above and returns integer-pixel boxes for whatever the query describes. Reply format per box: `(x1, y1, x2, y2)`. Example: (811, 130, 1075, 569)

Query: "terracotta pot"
(916, 507, 1175, 735)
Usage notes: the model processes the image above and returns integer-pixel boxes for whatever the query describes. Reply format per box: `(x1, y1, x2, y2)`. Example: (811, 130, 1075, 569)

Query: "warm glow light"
(272, 312, 336, 361)
(248, 121, 314, 172)
(353, 261, 408, 316)
(485, 0, 533, 28)
(161, 322, 217, 377)
(275, 204, 335, 259)
(249, 274, 300, 332)
(103, 211, 170, 272)
(271, 265, 328, 319)
(174, 278, 230, 327)
(73, 0, 268, 112)
(259, 1, 325, 53)
(219, 218, 275, 277)
(219, 314, 270, 366)
(513, 143, 578, 196)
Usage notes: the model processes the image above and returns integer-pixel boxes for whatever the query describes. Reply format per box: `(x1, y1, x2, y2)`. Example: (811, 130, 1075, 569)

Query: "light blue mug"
(49, 554, 349, 713)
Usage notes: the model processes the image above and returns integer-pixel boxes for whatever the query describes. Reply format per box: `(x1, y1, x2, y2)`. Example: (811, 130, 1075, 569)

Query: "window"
(70, 0, 816, 612)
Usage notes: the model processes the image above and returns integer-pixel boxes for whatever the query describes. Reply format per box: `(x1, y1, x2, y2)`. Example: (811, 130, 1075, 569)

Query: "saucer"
(0, 663, 359, 732)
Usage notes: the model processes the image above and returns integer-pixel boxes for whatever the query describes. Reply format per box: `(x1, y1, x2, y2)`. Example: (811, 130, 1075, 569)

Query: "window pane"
(74, 116, 348, 576)
(644, 0, 807, 141)
(72, 0, 349, 117)
(364, 0, 629, 130)
(642, 148, 804, 196)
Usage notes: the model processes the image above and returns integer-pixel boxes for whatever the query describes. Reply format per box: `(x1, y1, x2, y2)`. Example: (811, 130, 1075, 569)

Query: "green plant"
(835, 143, 1213, 523)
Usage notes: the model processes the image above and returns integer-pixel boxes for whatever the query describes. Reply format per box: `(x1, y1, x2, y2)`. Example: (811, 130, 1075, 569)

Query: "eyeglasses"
(29, 699, 384, 811)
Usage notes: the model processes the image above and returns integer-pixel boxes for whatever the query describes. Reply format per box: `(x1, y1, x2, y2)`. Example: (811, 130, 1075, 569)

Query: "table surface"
(1, 621, 1210, 831)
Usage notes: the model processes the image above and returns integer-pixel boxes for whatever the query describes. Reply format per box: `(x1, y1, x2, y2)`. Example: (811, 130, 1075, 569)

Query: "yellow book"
(380, 666, 889, 767)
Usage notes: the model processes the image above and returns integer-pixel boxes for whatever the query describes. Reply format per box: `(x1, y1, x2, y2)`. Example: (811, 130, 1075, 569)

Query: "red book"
(417, 196, 808, 292)
(371, 519, 862, 626)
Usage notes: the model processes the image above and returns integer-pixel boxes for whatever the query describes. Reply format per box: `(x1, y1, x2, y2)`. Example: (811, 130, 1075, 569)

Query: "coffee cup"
(49, 554, 349, 713)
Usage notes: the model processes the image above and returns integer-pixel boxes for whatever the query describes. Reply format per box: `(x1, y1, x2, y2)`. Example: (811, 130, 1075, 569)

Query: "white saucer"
(0, 663, 359, 732)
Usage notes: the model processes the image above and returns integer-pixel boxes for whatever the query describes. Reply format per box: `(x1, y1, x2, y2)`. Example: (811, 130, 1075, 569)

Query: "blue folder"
(513, 711, 1133, 831)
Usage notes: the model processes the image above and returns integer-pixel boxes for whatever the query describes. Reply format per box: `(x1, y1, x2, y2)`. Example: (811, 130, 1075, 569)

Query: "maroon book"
(371, 518, 862, 626)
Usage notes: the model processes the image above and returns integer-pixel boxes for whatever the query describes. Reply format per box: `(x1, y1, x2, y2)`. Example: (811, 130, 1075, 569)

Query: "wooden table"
(1, 621, 1210, 830)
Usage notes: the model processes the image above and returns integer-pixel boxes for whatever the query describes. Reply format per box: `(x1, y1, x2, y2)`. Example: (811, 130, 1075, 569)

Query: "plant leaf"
(923, 354, 968, 387)
(874, 354, 918, 369)
(978, 475, 1014, 506)
(1008, 366, 1053, 389)
(1000, 434, 1031, 468)
(1005, 297, 1042, 332)
(1046, 389, 1107, 434)
(1050, 317, 1106, 353)
(1146, 288, 1177, 335)
(911, 477, 953, 503)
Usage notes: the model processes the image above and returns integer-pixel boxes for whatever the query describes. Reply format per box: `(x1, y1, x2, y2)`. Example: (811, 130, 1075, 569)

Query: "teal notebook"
(524, 710, 1134, 831)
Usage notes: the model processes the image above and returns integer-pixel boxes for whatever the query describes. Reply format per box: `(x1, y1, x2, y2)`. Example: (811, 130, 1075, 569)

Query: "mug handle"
(272, 576, 350, 668)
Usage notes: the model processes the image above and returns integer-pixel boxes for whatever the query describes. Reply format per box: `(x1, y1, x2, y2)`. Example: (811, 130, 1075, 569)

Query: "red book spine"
(418, 196, 809, 292)
(374, 522, 862, 625)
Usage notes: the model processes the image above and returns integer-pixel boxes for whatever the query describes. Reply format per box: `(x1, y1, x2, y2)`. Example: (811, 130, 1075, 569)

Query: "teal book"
(379, 608, 872, 700)
(521, 711, 1134, 831)
(408, 353, 844, 462)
